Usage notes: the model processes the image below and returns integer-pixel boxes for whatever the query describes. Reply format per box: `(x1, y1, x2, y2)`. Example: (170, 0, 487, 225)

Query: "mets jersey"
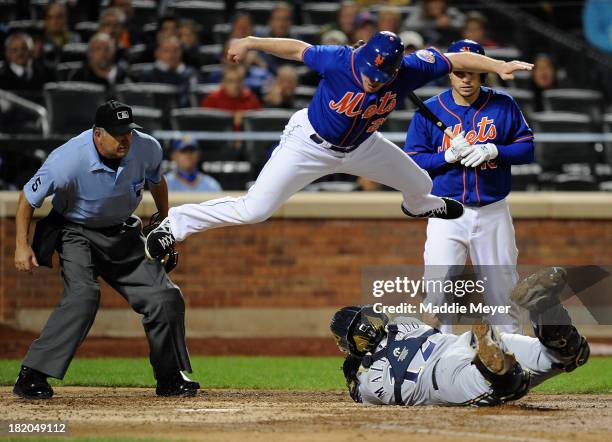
(404, 87, 534, 206)
(303, 45, 452, 147)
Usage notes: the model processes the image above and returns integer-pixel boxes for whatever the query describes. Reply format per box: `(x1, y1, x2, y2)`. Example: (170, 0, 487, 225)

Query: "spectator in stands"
(267, 3, 294, 39)
(377, 6, 402, 35)
(165, 137, 222, 192)
(139, 36, 200, 107)
(158, 13, 180, 36)
(43, 2, 81, 65)
(0, 32, 56, 92)
(178, 19, 203, 68)
(335, 1, 359, 40)
(356, 177, 383, 191)
(352, 12, 377, 44)
(321, 30, 349, 46)
(98, 7, 131, 51)
(461, 11, 498, 48)
(399, 30, 424, 54)
(264, 65, 298, 109)
(403, 0, 464, 46)
(201, 64, 262, 129)
(69, 33, 131, 95)
(531, 53, 558, 111)
(230, 12, 255, 40)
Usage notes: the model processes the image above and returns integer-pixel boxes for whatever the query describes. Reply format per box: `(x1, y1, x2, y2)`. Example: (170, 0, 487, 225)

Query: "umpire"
(13, 100, 197, 399)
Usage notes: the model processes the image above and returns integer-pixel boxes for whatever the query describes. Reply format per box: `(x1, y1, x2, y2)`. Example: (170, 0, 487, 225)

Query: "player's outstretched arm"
(445, 52, 533, 80)
(227, 36, 311, 64)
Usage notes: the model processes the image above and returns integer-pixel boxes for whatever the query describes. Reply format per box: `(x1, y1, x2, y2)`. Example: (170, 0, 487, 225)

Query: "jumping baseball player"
(404, 39, 535, 334)
(144, 32, 533, 263)
(331, 267, 590, 406)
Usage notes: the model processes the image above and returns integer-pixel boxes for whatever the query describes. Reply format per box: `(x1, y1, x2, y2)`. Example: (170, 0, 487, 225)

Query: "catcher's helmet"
(447, 39, 486, 82)
(330, 305, 389, 356)
(355, 31, 404, 83)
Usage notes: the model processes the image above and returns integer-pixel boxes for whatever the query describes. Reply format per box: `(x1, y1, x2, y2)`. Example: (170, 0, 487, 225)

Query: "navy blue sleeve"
(404, 110, 448, 173)
(401, 48, 453, 91)
(496, 96, 535, 165)
(302, 45, 347, 76)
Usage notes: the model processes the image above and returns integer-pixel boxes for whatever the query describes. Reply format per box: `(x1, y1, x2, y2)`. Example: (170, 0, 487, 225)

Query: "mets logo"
(439, 117, 498, 151)
(329, 91, 397, 119)
(460, 46, 471, 52)
(375, 54, 385, 66)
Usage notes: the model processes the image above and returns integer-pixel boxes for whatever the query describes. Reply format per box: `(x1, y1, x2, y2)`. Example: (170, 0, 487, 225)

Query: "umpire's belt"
(309, 133, 358, 153)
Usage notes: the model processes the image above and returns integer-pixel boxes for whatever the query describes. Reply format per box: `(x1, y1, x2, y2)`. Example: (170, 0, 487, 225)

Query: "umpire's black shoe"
(13, 366, 53, 400)
(401, 197, 464, 220)
(156, 372, 200, 397)
(145, 217, 176, 262)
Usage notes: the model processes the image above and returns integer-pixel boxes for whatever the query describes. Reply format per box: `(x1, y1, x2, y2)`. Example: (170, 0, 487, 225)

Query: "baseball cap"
(172, 136, 198, 151)
(399, 31, 424, 50)
(94, 100, 142, 136)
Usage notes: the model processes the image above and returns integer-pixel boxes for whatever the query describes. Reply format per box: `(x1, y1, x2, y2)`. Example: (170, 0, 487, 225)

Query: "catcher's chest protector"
(362, 326, 439, 405)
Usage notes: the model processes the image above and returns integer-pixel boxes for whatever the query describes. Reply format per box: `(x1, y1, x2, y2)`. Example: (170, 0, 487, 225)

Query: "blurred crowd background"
(0, 0, 611, 192)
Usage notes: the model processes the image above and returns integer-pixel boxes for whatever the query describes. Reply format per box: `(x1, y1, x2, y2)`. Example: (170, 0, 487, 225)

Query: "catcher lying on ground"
(331, 267, 590, 406)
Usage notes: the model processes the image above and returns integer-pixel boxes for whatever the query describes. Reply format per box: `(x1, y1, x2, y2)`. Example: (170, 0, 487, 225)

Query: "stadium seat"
(127, 62, 154, 78)
(199, 64, 223, 83)
(305, 181, 358, 192)
(509, 70, 532, 90)
(0, 89, 49, 135)
(603, 113, 612, 165)
(43, 82, 106, 135)
(198, 44, 224, 65)
(529, 111, 596, 172)
(235, 1, 280, 25)
(116, 83, 180, 128)
(484, 47, 522, 62)
(242, 109, 293, 166)
(292, 24, 323, 43)
(302, 3, 339, 25)
(171, 107, 234, 157)
(168, 1, 226, 31)
(131, 106, 163, 133)
(542, 89, 604, 124)
(59, 42, 88, 63)
(511, 164, 541, 191)
(74, 21, 99, 41)
(202, 161, 252, 190)
(381, 110, 414, 134)
(131, 0, 159, 27)
(58, 61, 84, 81)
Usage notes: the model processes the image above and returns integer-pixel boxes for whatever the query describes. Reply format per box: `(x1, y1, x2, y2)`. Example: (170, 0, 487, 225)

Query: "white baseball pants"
(168, 108, 443, 241)
(423, 199, 521, 333)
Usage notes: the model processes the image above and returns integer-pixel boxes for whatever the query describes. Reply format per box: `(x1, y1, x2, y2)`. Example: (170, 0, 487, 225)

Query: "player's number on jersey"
(367, 117, 386, 133)
(31, 177, 42, 192)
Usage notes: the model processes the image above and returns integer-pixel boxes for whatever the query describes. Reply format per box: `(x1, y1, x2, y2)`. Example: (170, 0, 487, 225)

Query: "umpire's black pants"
(23, 215, 192, 380)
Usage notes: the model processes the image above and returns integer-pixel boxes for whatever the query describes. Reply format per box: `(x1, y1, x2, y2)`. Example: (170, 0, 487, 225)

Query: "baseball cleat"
(13, 366, 53, 400)
(401, 197, 464, 220)
(511, 266, 567, 312)
(156, 372, 200, 397)
(145, 217, 176, 262)
(471, 323, 516, 375)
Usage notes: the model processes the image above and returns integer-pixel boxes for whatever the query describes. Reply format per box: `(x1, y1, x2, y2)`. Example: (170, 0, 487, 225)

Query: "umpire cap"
(95, 100, 142, 136)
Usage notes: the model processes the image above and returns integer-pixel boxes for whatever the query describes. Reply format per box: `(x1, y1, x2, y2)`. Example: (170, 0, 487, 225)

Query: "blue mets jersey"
(303, 45, 452, 147)
(404, 87, 534, 206)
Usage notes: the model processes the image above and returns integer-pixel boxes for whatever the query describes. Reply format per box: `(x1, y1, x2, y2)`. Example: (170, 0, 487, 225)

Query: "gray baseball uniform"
(356, 317, 564, 406)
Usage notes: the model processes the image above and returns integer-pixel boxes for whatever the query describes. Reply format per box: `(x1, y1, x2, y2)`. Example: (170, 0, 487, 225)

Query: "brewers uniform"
(404, 41, 535, 334)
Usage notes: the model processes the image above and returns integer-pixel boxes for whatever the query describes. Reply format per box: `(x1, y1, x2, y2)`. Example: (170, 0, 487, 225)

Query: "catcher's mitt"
(342, 354, 363, 403)
(143, 212, 179, 273)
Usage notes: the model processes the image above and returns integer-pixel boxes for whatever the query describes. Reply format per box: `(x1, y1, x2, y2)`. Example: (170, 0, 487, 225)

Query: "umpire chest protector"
(362, 325, 439, 405)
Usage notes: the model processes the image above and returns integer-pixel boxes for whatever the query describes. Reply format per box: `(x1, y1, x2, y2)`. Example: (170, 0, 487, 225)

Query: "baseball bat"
(407, 91, 455, 139)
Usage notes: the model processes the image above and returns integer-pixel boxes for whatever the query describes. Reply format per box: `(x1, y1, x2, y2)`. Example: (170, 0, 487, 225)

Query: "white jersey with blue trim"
(303, 45, 452, 148)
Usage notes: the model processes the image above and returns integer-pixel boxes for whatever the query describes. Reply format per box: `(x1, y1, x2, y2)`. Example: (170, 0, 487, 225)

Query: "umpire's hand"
(15, 243, 39, 273)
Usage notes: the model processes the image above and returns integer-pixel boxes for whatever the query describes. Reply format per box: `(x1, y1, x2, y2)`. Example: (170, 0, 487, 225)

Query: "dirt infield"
(1, 387, 610, 442)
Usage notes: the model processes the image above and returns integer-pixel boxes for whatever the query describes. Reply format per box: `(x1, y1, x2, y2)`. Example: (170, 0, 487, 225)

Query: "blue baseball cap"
(447, 39, 485, 56)
(172, 136, 198, 151)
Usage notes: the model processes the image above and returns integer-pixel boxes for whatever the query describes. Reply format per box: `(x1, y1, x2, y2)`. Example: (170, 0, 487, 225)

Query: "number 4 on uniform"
(32, 176, 42, 192)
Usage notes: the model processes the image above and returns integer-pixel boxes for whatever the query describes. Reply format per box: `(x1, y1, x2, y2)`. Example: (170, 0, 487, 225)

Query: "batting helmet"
(330, 305, 389, 356)
(355, 31, 404, 83)
(447, 39, 487, 82)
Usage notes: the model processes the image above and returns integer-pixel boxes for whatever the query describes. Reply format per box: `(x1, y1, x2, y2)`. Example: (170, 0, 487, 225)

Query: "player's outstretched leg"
(511, 267, 590, 372)
(470, 323, 530, 404)
(401, 197, 464, 220)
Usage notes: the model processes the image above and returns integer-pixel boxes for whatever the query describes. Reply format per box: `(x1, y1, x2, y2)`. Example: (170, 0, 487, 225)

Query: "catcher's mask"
(330, 305, 388, 357)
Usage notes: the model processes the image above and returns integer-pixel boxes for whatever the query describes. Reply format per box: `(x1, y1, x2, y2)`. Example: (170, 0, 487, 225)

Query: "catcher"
(331, 267, 590, 406)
